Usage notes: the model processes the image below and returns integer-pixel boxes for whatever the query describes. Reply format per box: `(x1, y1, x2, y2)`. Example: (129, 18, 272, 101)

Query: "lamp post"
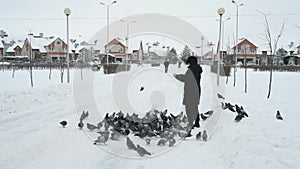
(64, 8, 71, 83)
(100, 0, 117, 65)
(232, 0, 244, 87)
(120, 19, 136, 71)
(217, 7, 225, 86)
(221, 17, 231, 64)
(28, 32, 34, 87)
(201, 36, 205, 62)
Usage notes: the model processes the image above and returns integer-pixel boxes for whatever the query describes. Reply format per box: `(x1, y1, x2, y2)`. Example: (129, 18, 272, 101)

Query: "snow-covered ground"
(0, 64, 299, 169)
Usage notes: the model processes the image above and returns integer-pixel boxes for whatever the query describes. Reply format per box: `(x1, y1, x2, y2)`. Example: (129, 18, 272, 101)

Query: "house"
(0, 40, 3, 60)
(5, 41, 23, 56)
(104, 38, 125, 62)
(45, 37, 68, 62)
(232, 39, 258, 64)
(21, 37, 51, 61)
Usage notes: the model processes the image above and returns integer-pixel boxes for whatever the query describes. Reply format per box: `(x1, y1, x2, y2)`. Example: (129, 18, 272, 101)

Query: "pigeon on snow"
(202, 130, 208, 142)
(276, 110, 283, 120)
(87, 123, 99, 131)
(59, 120, 67, 128)
(126, 137, 137, 150)
(136, 144, 151, 156)
(196, 131, 202, 140)
(217, 93, 225, 99)
(78, 121, 84, 129)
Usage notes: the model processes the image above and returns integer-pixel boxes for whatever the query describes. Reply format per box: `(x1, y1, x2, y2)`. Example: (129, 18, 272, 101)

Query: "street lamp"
(120, 19, 136, 71)
(100, 0, 117, 65)
(64, 7, 71, 83)
(217, 7, 225, 87)
(201, 36, 205, 62)
(232, 0, 244, 87)
(219, 17, 231, 64)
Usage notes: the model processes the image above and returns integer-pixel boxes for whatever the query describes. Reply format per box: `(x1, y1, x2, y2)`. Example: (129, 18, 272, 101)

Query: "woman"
(174, 56, 203, 135)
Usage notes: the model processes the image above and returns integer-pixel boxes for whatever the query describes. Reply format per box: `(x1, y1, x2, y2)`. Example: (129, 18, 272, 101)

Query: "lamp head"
(64, 8, 71, 16)
(217, 7, 225, 15)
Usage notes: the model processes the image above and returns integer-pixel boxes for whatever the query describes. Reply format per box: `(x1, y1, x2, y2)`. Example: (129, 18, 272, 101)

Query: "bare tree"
(260, 12, 286, 98)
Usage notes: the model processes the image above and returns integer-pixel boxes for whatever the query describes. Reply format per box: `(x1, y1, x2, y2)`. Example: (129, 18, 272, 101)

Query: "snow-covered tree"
(180, 45, 191, 63)
(166, 47, 178, 64)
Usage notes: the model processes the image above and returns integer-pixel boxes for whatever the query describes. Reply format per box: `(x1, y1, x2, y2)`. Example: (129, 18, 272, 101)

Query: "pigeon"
(94, 131, 109, 145)
(136, 144, 151, 156)
(200, 113, 209, 121)
(97, 121, 103, 129)
(240, 107, 249, 117)
(145, 138, 151, 145)
(111, 131, 121, 141)
(157, 138, 167, 146)
(217, 93, 225, 99)
(196, 131, 202, 140)
(80, 110, 89, 121)
(226, 103, 236, 112)
(126, 137, 137, 150)
(221, 102, 227, 110)
(202, 130, 208, 142)
(59, 120, 67, 128)
(178, 131, 191, 139)
(234, 114, 243, 122)
(78, 121, 84, 129)
(140, 86, 144, 91)
(94, 135, 108, 145)
(204, 110, 214, 116)
(87, 123, 99, 131)
(169, 138, 176, 147)
(276, 110, 283, 120)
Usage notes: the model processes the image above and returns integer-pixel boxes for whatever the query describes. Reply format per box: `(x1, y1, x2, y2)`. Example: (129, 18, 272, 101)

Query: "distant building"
(232, 38, 258, 64)
(0, 40, 4, 59)
(5, 42, 23, 56)
(104, 38, 125, 62)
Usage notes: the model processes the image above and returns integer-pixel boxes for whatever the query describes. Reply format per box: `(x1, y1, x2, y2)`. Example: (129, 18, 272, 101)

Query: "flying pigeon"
(196, 131, 202, 140)
(126, 137, 137, 150)
(276, 110, 283, 120)
(80, 110, 89, 121)
(59, 120, 67, 128)
(140, 86, 144, 91)
(136, 144, 151, 156)
(217, 93, 225, 99)
(202, 130, 208, 142)
(87, 123, 99, 131)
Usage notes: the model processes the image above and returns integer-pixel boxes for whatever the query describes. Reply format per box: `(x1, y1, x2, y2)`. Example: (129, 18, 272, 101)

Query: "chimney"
(262, 51, 267, 56)
(39, 33, 43, 38)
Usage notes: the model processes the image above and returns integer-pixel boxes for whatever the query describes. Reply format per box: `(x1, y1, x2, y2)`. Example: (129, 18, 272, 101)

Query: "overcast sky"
(1, 0, 300, 52)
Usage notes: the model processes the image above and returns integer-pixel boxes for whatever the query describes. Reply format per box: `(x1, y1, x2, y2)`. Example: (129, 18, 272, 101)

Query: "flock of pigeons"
(58, 93, 284, 157)
(217, 93, 284, 121)
(59, 108, 213, 157)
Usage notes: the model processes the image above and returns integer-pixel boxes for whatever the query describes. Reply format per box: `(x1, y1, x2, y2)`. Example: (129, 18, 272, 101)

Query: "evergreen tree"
(180, 45, 191, 63)
(167, 47, 178, 64)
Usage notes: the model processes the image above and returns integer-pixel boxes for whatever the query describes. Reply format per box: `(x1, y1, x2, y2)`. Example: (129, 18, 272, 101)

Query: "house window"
(57, 41, 61, 45)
